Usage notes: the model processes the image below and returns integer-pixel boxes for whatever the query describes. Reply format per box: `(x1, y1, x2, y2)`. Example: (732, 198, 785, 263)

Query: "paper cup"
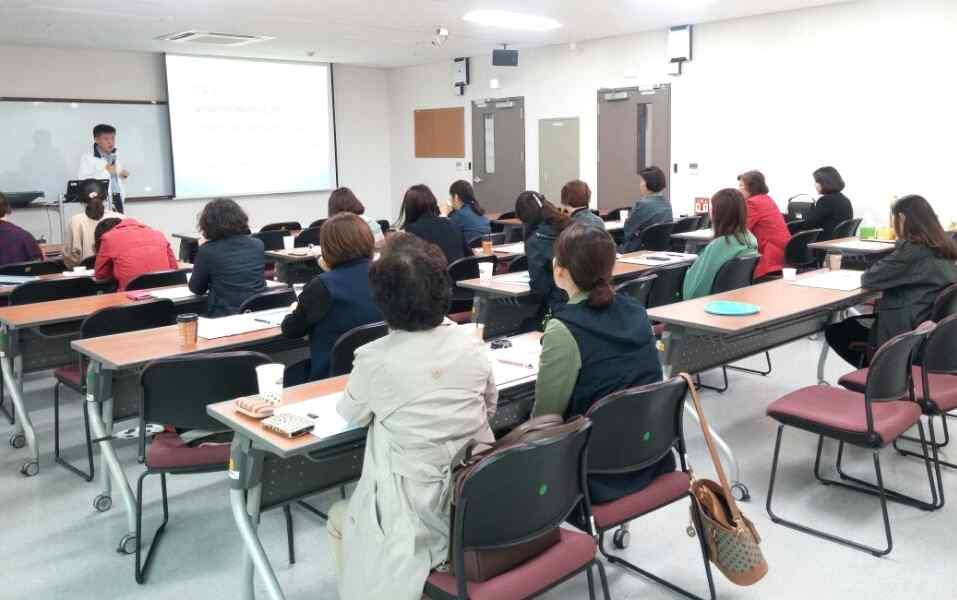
(620, 209, 630, 222)
(827, 254, 843, 271)
(73, 266, 86, 274)
(478, 262, 493, 282)
(473, 323, 486, 340)
(256, 363, 285, 405)
(283, 236, 295, 250)
(782, 268, 797, 281)
(858, 225, 876, 240)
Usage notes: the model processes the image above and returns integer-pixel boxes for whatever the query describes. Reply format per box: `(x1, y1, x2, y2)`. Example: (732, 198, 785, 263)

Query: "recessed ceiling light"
(463, 10, 562, 32)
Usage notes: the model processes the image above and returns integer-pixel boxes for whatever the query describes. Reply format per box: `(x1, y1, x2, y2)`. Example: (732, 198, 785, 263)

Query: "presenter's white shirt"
(77, 153, 126, 199)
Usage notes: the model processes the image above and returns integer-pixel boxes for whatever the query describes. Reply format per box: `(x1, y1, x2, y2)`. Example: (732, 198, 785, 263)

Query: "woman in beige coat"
(328, 233, 497, 600)
(63, 181, 121, 268)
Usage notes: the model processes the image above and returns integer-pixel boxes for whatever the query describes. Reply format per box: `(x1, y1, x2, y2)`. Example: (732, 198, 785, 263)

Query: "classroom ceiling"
(0, 0, 854, 68)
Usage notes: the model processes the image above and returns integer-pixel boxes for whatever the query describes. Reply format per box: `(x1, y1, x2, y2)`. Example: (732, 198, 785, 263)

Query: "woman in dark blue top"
(515, 190, 569, 314)
(189, 198, 266, 317)
(281, 213, 382, 381)
(444, 180, 491, 244)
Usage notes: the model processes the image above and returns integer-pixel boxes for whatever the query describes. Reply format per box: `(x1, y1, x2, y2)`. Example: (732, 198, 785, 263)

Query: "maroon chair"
(765, 322, 939, 556)
(578, 377, 715, 600)
(423, 420, 610, 600)
(134, 351, 271, 583)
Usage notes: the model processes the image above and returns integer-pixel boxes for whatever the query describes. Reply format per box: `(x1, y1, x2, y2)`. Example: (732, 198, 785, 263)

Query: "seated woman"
(561, 179, 605, 230)
(0, 191, 43, 266)
(327, 233, 497, 600)
(738, 170, 789, 279)
(281, 213, 382, 381)
(188, 198, 266, 317)
(63, 180, 122, 268)
(621, 166, 673, 252)
(400, 184, 470, 263)
(515, 190, 569, 313)
(444, 179, 490, 244)
(93, 217, 178, 290)
(328, 187, 385, 243)
(826, 195, 957, 367)
(531, 222, 672, 503)
(682, 189, 759, 300)
(800, 166, 853, 241)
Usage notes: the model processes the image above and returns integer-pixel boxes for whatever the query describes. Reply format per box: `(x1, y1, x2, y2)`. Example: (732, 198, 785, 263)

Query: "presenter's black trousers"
(112, 193, 124, 214)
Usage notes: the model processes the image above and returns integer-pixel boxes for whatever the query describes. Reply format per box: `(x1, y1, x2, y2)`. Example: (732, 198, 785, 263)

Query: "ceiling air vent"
(157, 31, 273, 46)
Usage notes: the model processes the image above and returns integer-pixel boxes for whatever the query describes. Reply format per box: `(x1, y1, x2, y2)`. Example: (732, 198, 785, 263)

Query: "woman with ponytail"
(531, 222, 672, 502)
(515, 190, 569, 313)
(444, 179, 491, 243)
(63, 179, 122, 267)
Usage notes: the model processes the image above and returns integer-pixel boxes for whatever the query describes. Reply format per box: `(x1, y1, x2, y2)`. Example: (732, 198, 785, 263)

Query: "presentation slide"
(165, 55, 336, 199)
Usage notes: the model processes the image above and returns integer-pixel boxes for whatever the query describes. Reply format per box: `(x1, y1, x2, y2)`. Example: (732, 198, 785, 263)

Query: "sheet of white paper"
(492, 242, 526, 255)
(604, 220, 625, 231)
(832, 240, 895, 251)
(678, 228, 713, 239)
(265, 279, 287, 288)
(197, 309, 290, 340)
(489, 337, 541, 386)
(785, 270, 864, 292)
(494, 272, 531, 284)
(274, 392, 361, 440)
(61, 269, 95, 278)
(147, 286, 198, 300)
(619, 253, 697, 267)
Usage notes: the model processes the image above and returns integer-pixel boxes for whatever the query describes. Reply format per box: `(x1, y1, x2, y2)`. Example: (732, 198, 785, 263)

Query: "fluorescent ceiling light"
(462, 10, 562, 32)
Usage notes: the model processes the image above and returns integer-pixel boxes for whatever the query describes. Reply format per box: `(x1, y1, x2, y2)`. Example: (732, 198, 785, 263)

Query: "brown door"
(597, 85, 671, 211)
(471, 97, 526, 214)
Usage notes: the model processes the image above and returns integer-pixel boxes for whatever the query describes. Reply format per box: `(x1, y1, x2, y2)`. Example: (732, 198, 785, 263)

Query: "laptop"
(65, 179, 109, 204)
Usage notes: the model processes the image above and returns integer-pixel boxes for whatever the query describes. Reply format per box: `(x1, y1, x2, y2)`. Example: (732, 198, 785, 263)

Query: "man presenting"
(78, 124, 128, 213)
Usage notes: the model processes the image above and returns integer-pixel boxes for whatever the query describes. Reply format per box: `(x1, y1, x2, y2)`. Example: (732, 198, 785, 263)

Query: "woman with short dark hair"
(188, 198, 266, 316)
(0, 191, 43, 266)
(515, 190, 569, 312)
(738, 169, 789, 279)
(532, 222, 671, 502)
(622, 165, 673, 252)
(682, 189, 759, 299)
(63, 180, 122, 268)
(281, 213, 381, 381)
(399, 184, 470, 263)
(328, 187, 384, 242)
(444, 179, 490, 243)
(561, 179, 605, 229)
(326, 233, 497, 599)
(800, 166, 854, 240)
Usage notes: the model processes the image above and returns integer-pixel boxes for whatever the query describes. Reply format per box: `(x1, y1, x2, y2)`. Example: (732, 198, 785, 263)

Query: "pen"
(253, 318, 275, 325)
(497, 358, 535, 370)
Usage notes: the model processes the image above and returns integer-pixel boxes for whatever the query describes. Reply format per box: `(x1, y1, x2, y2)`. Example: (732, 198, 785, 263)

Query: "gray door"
(538, 117, 580, 205)
(597, 85, 671, 211)
(471, 97, 526, 214)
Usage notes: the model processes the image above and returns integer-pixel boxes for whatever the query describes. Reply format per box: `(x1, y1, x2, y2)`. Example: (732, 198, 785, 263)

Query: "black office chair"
(637, 222, 675, 251)
(294, 227, 322, 248)
(786, 220, 806, 235)
(787, 199, 815, 221)
(468, 232, 506, 248)
(0, 259, 65, 276)
(605, 206, 632, 222)
(646, 264, 690, 309)
(80, 256, 97, 269)
(135, 351, 272, 583)
(260, 221, 302, 233)
(239, 288, 296, 313)
(252, 230, 286, 251)
(329, 322, 389, 377)
(832, 218, 863, 240)
(784, 229, 823, 271)
(670, 216, 701, 251)
(377, 220, 391, 236)
(696, 212, 711, 230)
(503, 226, 524, 244)
(497, 211, 517, 220)
(126, 269, 191, 292)
(614, 274, 657, 307)
(447, 255, 498, 316)
(932, 283, 957, 321)
(507, 254, 528, 273)
(308, 218, 327, 230)
(9, 277, 99, 305)
(53, 299, 177, 481)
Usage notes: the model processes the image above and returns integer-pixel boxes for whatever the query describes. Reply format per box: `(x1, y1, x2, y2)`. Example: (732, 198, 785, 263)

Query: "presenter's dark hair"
(0, 192, 10, 218)
(449, 180, 485, 216)
(328, 187, 365, 216)
(639, 166, 667, 193)
(94, 217, 122, 253)
(813, 166, 845, 194)
(711, 188, 750, 245)
(399, 184, 440, 226)
(369, 232, 451, 331)
(515, 191, 569, 237)
(891, 195, 957, 260)
(320, 213, 375, 268)
(554, 222, 617, 309)
(93, 124, 116, 137)
(561, 180, 591, 208)
(81, 180, 106, 219)
(737, 170, 769, 197)
(198, 198, 251, 241)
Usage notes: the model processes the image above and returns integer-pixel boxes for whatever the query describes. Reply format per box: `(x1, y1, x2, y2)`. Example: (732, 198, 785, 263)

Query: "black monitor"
(65, 179, 109, 203)
(2, 192, 44, 208)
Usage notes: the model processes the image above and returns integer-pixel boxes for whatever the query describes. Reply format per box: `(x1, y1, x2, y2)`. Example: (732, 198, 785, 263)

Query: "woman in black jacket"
(399, 184, 470, 264)
(515, 191, 570, 314)
(801, 166, 853, 240)
(825, 195, 957, 367)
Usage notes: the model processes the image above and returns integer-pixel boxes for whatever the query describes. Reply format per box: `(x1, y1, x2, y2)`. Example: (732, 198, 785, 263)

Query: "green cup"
(858, 226, 876, 240)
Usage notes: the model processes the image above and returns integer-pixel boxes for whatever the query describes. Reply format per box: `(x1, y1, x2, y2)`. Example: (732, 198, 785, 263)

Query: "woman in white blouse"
(62, 180, 121, 268)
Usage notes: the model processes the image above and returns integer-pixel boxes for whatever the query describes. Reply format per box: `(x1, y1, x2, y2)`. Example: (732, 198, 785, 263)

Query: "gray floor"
(1, 337, 954, 600)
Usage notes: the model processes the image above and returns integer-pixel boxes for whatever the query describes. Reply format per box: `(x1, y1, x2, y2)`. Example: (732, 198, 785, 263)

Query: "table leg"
(817, 310, 844, 385)
(1, 327, 39, 476)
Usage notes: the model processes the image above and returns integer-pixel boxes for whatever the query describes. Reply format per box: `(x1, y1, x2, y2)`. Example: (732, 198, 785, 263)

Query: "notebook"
(785, 270, 864, 292)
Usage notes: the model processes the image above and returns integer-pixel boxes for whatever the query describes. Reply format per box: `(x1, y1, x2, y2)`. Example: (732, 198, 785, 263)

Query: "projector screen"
(165, 55, 336, 199)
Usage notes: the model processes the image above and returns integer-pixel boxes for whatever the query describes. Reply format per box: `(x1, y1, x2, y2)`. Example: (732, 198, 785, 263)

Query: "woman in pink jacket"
(738, 170, 789, 279)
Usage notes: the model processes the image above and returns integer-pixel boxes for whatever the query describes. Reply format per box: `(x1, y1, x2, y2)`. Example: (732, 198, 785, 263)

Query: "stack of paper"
(275, 392, 363, 441)
(620, 252, 697, 267)
(490, 338, 541, 386)
(0, 275, 39, 285)
(197, 308, 290, 340)
(147, 286, 198, 300)
(785, 270, 864, 291)
(492, 242, 526, 255)
(494, 272, 531, 285)
(61, 268, 95, 278)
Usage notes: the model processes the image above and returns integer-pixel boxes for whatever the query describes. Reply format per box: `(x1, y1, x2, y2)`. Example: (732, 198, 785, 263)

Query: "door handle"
(473, 177, 483, 184)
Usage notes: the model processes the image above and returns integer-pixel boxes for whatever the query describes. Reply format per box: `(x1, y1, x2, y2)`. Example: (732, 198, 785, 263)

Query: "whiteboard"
(0, 100, 174, 202)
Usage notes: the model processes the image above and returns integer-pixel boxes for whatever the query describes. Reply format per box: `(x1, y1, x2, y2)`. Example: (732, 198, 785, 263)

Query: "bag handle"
(452, 414, 566, 471)
(679, 372, 745, 527)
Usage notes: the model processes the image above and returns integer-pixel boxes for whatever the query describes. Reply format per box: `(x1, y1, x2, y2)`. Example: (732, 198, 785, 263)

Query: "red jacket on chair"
(94, 219, 178, 290)
(746, 194, 789, 279)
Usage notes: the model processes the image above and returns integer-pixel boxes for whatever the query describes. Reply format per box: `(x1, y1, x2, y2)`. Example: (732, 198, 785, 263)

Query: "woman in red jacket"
(738, 170, 789, 279)
(93, 218, 178, 290)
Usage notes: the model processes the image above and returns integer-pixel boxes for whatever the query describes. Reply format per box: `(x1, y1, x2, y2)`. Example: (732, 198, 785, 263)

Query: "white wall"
(387, 0, 957, 227)
(0, 45, 392, 243)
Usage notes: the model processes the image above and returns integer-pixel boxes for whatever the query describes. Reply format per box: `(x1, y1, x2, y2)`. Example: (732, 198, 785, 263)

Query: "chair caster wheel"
(9, 432, 25, 449)
(117, 533, 137, 555)
(94, 494, 113, 512)
(20, 461, 38, 477)
(732, 483, 751, 502)
(612, 528, 631, 550)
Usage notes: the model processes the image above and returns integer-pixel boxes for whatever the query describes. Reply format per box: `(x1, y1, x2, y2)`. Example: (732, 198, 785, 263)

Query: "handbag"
(680, 373, 768, 586)
(447, 414, 587, 582)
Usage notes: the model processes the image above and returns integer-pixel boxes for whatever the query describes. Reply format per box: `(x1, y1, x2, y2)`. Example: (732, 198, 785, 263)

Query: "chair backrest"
(671, 216, 701, 235)
(637, 222, 675, 251)
(468, 232, 506, 248)
(497, 211, 516, 220)
(308, 218, 327, 231)
(507, 254, 528, 273)
(586, 377, 687, 475)
(260, 221, 301, 233)
(239, 288, 296, 313)
(0, 259, 65, 276)
(503, 226, 524, 244)
(140, 351, 271, 430)
(832, 218, 862, 239)
(787, 200, 815, 221)
(294, 226, 322, 248)
(922, 314, 957, 376)
(448, 255, 498, 282)
(786, 220, 806, 235)
(646, 263, 690, 308)
(377, 220, 391, 236)
(784, 229, 823, 267)
(606, 206, 630, 221)
(329, 321, 389, 377)
(614, 274, 657, 307)
(80, 255, 97, 269)
(695, 212, 711, 230)
(930, 283, 957, 322)
(252, 230, 286, 251)
(9, 277, 99, 305)
(125, 268, 191, 291)
(81, 298, 177, 339)
(453, 422, 592, 565)
(711, 255, 760, 294)
(865, 321, 934, 405)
